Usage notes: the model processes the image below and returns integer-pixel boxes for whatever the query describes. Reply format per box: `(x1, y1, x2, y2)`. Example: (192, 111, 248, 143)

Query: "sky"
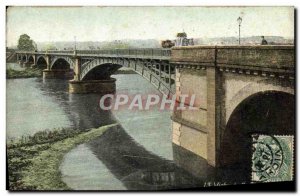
(6, 6, 294, 47)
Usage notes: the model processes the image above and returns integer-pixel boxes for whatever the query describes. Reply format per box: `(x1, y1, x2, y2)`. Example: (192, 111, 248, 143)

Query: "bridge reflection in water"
(64, 124, 250, 190)
(87, 125, 207, 190)
(35, 75, 216, 190)
(35, 73, 256, 190)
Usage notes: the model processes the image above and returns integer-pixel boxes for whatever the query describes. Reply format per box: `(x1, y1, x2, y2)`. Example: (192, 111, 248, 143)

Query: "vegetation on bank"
(7, 124, 118, 191)
(6, 67, 42, 79)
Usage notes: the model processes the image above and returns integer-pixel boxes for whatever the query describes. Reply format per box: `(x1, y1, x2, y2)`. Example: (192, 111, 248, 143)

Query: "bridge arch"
(219, 90, 294, 180)
(50, 56, 74, 70)
(22, 55, 27, 62)
(226, 78, 294, 123)
(36, 56, 47, 69)
(28, 55, 34, 63)
(80, 58, 174, 95)
(81, 63, 122, 80)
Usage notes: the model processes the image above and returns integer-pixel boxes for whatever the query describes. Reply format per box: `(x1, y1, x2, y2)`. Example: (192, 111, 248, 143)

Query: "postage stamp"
(251, 135, 294, 182)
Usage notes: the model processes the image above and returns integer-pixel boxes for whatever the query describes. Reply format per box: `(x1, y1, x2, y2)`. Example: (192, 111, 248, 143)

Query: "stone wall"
(171, 45, 295, 167)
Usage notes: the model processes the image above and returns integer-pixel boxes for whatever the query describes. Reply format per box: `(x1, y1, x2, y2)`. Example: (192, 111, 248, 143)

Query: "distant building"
(161, 32, 194, 48)
(261, 36, 268, 45)
(174, 32, 194, 47)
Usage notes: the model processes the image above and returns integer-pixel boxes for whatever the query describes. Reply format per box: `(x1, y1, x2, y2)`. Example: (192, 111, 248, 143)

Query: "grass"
(6, 67, 42, 79)
(7, 124, 118, 191)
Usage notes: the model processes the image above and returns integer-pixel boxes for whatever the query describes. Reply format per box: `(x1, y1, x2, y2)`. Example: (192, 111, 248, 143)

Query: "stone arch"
(36, 56, 46, 63)
(28, 55, 34, 63)
(219, 90, 295, 181)
(50, 57, 74, 70)
(22, 55, 27, 62)
(226, 78, 294, 123)
(36, 56, 47, 69)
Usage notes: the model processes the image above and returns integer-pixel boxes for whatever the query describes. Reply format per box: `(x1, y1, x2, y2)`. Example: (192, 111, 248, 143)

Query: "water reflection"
(8, 68, 244, 190)
(64, 124, 207, 190)
(6, 78, 72, 139)
(36, 78, 117, 129)
(35, 75, 219, 190)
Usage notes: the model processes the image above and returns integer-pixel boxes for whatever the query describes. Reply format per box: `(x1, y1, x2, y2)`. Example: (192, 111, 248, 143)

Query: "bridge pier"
(68, 78, 116, 94)
(68, 54, 117, 94)
(42, 54, 74, 79)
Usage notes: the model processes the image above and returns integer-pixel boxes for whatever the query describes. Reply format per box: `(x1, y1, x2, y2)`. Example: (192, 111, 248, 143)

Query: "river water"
(7, 64, 206, 190)
(7, 63, 233, 190)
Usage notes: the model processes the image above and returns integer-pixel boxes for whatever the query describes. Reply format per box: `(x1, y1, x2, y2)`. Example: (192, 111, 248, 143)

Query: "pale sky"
(6, 6, 294, 46)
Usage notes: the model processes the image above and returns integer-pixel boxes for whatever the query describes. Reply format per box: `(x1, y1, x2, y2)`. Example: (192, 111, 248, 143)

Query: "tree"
(17, 34, 35, 51)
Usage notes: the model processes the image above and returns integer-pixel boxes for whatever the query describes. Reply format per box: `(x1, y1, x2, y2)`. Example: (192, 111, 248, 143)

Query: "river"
(7, 63, 216, 190)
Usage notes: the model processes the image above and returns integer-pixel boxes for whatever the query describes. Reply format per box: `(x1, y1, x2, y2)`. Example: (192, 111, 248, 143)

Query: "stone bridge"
(16, 45, 295, 175)
(171, 45, 294, 172)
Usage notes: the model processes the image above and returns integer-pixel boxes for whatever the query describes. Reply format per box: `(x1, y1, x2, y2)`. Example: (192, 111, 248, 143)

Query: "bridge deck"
(17, 48, 171, 60)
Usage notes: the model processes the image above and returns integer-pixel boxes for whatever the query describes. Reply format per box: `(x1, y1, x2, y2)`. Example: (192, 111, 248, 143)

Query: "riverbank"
(7, 123, 118, 191)
(6, 67, 42, 79)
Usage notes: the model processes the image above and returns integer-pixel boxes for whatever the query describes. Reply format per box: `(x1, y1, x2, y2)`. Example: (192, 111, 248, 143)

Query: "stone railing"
(171, 45, 295, 71)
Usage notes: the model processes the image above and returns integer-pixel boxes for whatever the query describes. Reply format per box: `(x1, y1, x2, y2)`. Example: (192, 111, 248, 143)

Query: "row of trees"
(16, 34, 132, 51)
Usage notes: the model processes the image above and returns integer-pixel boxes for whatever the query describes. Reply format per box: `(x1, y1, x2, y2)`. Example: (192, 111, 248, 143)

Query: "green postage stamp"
(251, 135, 294, 182)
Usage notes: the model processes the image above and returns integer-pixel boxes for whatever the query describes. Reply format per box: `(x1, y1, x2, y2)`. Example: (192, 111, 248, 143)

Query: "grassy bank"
(7, 124, 118, 191)
(6, 67, 42, 79)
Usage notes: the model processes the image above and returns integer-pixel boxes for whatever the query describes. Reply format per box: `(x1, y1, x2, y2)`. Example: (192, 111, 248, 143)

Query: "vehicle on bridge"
(161, 32, 194, 48)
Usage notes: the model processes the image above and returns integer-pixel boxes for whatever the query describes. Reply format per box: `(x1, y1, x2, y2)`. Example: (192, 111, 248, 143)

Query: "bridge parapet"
(171, 45, 294, 74)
